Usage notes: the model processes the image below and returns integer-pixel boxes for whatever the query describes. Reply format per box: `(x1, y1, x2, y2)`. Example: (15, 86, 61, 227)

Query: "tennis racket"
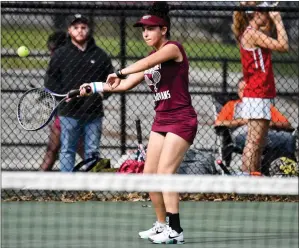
(216, 159, 231, 175)
(135, 119, 146, 161)
(17, 86, 91, 131)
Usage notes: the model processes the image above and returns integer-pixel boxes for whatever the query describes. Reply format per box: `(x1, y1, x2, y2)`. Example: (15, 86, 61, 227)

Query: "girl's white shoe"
(138, 221, 167, 239)
(149, 225, 185, 244)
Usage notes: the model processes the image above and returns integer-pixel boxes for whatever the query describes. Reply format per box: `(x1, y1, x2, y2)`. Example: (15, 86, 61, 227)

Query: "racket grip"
(136, 119, 142, 144)
(216, 160, 231, 175)
(68, 89, 80, 98)
(68, 86, 91, 98)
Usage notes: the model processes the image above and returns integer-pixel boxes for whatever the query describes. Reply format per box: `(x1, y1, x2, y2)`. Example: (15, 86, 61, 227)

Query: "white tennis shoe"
(149, 225, 185, 244)
(138, 221, 167, 239)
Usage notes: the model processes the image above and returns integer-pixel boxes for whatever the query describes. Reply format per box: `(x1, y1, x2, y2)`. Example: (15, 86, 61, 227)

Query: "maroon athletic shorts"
(151, 106, 198, 144)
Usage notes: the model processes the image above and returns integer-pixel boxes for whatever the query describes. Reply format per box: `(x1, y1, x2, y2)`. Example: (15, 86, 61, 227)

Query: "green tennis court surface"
(2, 201, 298, 248)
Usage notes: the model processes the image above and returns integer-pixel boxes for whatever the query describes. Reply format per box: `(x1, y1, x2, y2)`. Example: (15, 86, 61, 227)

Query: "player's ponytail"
(232, 11, 249, 43)
(148, 1, 171, 38)
(232, 2, 256, 43)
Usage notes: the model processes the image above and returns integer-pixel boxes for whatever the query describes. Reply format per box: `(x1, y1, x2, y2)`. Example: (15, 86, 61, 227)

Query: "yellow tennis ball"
(17, 46, 30, 57)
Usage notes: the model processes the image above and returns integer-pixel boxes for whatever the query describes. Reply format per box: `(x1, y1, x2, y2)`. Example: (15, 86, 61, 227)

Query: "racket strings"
(19, 89, 56, 130)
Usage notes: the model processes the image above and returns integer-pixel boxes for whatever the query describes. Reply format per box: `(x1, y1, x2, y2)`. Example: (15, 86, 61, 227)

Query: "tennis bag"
(178, 149, 217, 175)
(72, 154, 110, 172)
(117, 148, 216, 174)
(117, 160, 145, 174)
(117, 140, 146, 173)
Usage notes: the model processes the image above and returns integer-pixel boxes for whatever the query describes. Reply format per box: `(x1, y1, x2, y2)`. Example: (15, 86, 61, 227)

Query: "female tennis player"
(232, 2, 288, 174)
(80, 2, 197, 244)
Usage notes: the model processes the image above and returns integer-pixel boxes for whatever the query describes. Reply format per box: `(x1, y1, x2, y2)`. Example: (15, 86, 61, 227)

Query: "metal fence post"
(222, 59, 228, 93)
(120, 11, 127, 155)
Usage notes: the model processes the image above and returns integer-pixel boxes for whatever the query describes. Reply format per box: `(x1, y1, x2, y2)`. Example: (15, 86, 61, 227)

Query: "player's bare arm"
(252, 13, 289, 52)
(79, 71, 144, 96)
(106, 44, 182, 89)
(121, 44, 182, 76)
(105, 72, 144, 92)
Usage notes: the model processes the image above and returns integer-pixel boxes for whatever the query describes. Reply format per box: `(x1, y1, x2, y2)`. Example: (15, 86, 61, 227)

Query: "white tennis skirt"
(241, 97, 273, 120)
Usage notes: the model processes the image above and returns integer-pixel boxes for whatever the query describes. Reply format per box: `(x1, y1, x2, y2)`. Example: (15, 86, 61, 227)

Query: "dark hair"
(47, 31, 67, 52)
(148, 1, 171, 38)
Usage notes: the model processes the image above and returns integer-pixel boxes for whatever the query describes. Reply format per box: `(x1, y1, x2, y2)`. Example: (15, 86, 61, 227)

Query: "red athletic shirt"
(240, 27, 276, 98)
(144, 41, 193, 112)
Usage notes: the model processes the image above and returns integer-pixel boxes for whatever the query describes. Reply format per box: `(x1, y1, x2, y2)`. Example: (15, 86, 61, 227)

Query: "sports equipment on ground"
(135, 119, 146, 161)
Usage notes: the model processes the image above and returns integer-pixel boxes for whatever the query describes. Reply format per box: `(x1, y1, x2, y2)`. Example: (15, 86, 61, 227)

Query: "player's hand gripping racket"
(17, 86, 91, 131)
(135, 119, 146, 162)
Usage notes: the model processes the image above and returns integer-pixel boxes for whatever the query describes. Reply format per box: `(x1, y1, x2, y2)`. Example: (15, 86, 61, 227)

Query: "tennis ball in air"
(17, 46, 30, 57)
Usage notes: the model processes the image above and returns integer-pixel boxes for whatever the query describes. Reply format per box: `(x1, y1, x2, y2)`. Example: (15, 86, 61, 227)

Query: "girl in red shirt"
(80, 2, 197, 244)
(232, 2, 288, 173)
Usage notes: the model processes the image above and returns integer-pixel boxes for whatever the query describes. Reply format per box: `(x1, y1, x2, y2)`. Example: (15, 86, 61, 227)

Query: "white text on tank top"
(144, 64, 172, 102)
(241, 27, 266, 73)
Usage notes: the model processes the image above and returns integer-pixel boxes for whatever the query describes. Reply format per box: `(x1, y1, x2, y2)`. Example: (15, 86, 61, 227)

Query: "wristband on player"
(91, 82, 104, 93)
(115, 69, 126, 79)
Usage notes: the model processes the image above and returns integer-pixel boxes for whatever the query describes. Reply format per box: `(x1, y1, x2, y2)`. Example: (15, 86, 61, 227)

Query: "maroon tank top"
(144, 41, 192, 112)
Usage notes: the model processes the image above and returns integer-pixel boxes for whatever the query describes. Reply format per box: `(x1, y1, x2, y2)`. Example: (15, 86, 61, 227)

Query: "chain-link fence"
(1, 1, 298, 175)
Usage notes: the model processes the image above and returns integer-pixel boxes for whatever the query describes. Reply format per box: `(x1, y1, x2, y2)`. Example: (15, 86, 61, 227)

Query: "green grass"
(1, 27, 50, 50)
(2, 57, 50, 70)
(1, 26, 298, 76)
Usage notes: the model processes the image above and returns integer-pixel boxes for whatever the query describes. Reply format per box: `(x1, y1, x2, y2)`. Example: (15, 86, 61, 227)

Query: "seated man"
(215, 78, 296, 174)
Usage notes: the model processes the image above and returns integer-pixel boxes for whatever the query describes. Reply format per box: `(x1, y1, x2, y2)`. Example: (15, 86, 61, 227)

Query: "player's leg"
(59, 116, 81, 172)
(83, 117, 102, 161)
(40, 118, 61, 171)
(139, 131, 167, 239)
(242, 119, 269, 173)
(77, 137, 84, 159)
(241, 98, 271, 174)
(149, 132, 190, 244)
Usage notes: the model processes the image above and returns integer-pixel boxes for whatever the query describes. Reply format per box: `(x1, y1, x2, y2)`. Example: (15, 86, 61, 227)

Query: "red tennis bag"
(117, 160, 145, 174)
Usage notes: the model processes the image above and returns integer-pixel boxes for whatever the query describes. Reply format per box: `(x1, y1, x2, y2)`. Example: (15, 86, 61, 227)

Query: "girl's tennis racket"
(17, 87, 91, 131)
